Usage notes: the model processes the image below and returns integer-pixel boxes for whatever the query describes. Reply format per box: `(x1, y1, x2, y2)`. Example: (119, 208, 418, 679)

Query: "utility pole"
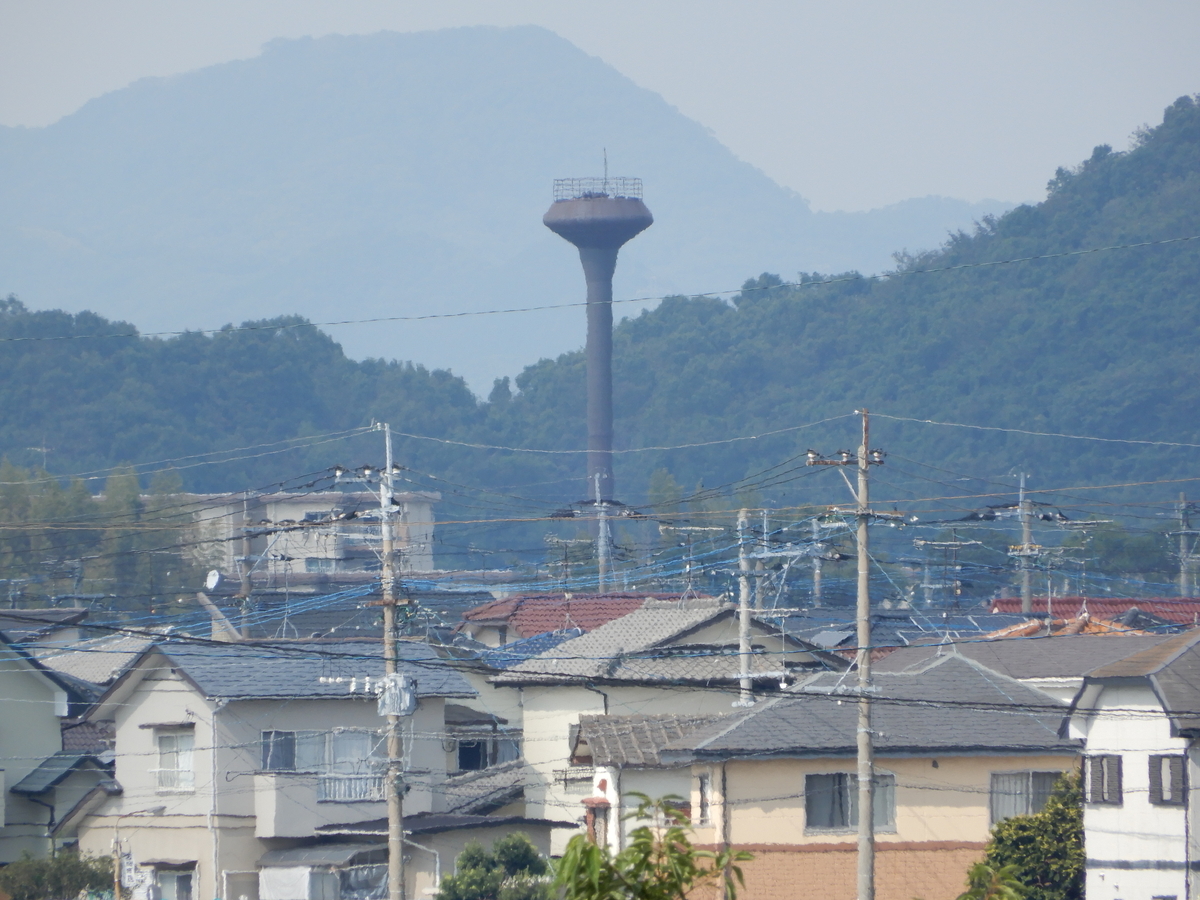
(595, 473, 611, 592)
(238, 493, 253, 638)
(736, 509, 753, 706)
(808, 410, 884, 900)
(1178, 493, 1194, 598)
(379, 425, 405, 900)
(812, 519, 823, 607)
(1019, 474, 1033, 615)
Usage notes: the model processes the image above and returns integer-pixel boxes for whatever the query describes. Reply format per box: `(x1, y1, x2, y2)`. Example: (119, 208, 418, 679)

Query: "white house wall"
(1076, 682, 1192, 900)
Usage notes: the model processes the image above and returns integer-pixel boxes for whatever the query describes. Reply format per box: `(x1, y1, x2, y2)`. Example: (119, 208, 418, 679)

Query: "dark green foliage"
(0, 850, 113, 900)
(0, 461, 204, 612)
(985, 772, 1083, 900)
(1, 96, 1199, 585)
(554, 794, 750, 900)
(955, 862, 1025, 900)
(436, 833, 551, 900)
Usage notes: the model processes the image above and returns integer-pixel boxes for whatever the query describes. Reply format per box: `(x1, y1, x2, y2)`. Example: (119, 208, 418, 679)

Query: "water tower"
(544, 175, 652, 505)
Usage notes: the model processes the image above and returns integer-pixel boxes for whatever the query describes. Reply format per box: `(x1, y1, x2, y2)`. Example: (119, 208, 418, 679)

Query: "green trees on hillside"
(0, 96, 1199, 587)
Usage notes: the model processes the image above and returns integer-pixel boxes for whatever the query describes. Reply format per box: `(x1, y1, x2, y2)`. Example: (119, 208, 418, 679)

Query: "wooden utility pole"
(807, 411, 884, 900)
(380, 425, 405, 900)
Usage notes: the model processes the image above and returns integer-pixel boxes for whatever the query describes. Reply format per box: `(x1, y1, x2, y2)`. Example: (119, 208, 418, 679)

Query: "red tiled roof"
(460, 593, 687, 639)
(991, 597, 1200, 625)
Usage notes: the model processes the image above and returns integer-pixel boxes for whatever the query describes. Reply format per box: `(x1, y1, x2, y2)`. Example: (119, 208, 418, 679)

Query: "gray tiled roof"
(10, 751, 109, 795)
(1084, 630, 1200, 735)
(32, 634, 153, 686)
(439, 760, 528, 814)
(151, 639, 475, 700)
(576, 714, 725, 768)
(492, 607, 840, 685)
(876, 633, 1181, 679)
(661, 655, 1077, 762)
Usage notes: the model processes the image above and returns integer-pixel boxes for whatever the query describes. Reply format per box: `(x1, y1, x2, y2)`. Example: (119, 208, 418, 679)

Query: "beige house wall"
(681, 753, 1077, 900)
(518, 682, 741, 853)
(0, 644, 69, 861)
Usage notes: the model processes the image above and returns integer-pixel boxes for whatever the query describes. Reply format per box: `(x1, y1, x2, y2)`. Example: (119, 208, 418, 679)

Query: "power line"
(1, 234, 1195, 344)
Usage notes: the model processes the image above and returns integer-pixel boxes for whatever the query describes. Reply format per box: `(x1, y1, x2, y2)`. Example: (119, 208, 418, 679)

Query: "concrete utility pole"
(812, 519, 823, 607)
(238, 493, 253, 637)
(379, 424, 406, 900)
(807, 410, 884, 900)
(1019, 474, 1033, 615)
(1178, 493, 1194, 598)
(595, 473, 611, 592)
(854, 412, 875, 900)
(736, 509, 753, 706)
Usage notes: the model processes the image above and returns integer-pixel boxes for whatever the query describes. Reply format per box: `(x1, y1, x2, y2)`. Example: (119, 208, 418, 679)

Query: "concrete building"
(188, 491, 439, 584)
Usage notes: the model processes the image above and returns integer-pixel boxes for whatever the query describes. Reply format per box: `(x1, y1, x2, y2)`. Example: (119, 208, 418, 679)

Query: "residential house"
(876, 633, 1181, 702)
(1064, 629, 1200, 900)
(488, 598, 845, 852)
(991, 598, 1200, 626)
(570, 713, 723, 850)
(656, 654, 1080, 900)
(0, 632, 103, 861)
(456, 593, 685, 647)
(71, 638, 474, 900)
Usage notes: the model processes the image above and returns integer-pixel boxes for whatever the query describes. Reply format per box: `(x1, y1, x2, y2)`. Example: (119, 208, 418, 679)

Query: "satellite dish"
(205, 570, 223, 592)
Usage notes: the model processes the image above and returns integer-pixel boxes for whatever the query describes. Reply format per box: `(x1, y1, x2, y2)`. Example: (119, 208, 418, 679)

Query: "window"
(989, 772, 1061, 823)
(1149, 755, 1187, 806)
(456, 735, 521, 771)
(697, 772, 712, 825)
(319, 729, 385, 802)
(1085, 756, 1123, 806)
(156, 871, 193, 900)
(261, 731, 297, 771)
(155, 730, 195, 791)
(805, 772, 895, 831)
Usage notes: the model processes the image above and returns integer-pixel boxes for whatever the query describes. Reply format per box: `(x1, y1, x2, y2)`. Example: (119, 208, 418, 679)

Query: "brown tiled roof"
(61, 720, 113, 754)
(460, 593, 693, 639)
(991, 597, 1200, 624)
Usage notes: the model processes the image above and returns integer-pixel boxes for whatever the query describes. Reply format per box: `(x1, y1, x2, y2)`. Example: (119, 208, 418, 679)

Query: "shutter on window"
(1170, 756, 1186, 802)
(1105, 755, 1122, 804)
(1088, 757, 1104, 803)
(1149, 755, 1164, 804)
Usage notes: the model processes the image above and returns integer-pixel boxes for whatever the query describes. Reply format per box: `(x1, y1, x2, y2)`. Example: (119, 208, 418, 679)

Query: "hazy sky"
(2, 1, 1198, 212)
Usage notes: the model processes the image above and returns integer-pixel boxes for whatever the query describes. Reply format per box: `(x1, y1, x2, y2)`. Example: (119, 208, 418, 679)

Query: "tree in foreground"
(554, 794, 752, 900)
(955, 862, 1026, 900)
(436, 832, 552, 900)
(0, 850, 113, 900)
(981, 772, 1083, 900)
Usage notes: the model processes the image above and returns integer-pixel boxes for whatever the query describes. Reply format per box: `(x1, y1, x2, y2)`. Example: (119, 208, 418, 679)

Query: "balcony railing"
(553, 177, 642, 201)
(318, 773, 385, 802)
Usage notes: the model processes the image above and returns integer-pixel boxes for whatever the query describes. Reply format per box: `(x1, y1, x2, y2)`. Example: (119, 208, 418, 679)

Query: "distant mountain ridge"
(0, 26, 1008, 390)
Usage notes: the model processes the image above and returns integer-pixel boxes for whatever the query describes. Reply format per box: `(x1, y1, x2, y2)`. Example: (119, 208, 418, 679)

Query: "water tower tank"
(544, 177, 653, 502)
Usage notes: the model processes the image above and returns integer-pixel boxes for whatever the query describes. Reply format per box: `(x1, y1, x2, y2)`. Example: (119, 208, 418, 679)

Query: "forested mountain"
(1, 95, 1198, 527)
(0, 26, 1006, 391)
